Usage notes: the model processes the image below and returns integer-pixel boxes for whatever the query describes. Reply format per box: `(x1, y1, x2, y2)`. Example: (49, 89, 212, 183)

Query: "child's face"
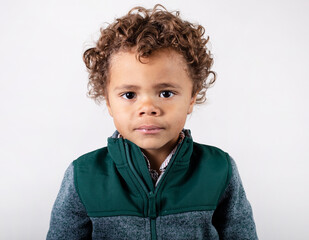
(106, 49, 196, 156)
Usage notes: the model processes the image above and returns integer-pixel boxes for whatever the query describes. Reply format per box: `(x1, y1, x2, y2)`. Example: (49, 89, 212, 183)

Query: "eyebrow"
(154, 83, 181, 89)
(114, 85, 140, 92)
(114, 83, 181, 92)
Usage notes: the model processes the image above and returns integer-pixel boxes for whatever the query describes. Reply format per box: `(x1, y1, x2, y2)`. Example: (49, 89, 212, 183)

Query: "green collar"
(107, 130, 193, 193)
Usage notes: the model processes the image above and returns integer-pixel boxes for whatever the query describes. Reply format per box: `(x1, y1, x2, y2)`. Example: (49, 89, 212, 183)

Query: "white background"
(1, 0, 308, 239)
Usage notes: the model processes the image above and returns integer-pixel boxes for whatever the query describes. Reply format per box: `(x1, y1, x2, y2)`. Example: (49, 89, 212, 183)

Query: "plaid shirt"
(118, 131, 185, 187)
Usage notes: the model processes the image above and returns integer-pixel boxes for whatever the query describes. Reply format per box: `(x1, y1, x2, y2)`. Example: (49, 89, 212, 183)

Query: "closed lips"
(134, 126, 164, 133)
(135, 125, 163, 130)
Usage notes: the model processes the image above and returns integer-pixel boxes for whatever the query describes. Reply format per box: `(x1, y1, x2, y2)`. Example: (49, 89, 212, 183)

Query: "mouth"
(134, 125, 164, 134)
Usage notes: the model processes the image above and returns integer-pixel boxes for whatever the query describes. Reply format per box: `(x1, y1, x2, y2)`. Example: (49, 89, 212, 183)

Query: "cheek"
(113, 111, 126, 123)
(170, 107, 188, 126)
(112, 115, 126, 133)
(112, 108, 132, 127)
(108, 98, 126, 117)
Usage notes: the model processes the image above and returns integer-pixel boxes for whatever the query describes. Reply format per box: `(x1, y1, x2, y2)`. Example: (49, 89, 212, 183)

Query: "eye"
(121, 92, 136, 100)
(159, 91, 174, 98)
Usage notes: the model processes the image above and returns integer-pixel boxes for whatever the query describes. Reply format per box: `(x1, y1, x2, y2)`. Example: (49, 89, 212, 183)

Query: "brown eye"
(122, 92, 136, 99)
(160, 91, 174, 98)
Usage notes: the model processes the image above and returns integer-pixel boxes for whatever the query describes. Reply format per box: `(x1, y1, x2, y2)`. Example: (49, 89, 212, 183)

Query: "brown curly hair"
(83, 4, 216, 104)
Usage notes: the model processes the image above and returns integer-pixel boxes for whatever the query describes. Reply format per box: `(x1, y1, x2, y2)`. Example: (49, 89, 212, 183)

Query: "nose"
(138, 97, 161, 117)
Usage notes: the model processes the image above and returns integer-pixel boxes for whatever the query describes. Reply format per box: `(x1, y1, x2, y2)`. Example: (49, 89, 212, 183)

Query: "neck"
(141, 137, 179, 173)
(142, 150, 167, 173)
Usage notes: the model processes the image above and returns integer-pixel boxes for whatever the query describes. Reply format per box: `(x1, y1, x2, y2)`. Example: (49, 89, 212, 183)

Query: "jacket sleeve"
(46, 163, 92, 240)
(212, 155, 258, 240)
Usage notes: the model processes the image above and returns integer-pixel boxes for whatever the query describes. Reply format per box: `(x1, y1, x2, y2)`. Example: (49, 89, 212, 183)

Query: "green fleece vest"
(73, 135, 232, 239)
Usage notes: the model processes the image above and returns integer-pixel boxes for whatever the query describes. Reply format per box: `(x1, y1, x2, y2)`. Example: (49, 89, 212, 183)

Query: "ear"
(187, 94, 197, 114)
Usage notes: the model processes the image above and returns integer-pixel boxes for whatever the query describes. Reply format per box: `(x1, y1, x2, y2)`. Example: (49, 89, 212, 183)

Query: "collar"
(112, 130, 187, 186)
(107, 129, 193, 192)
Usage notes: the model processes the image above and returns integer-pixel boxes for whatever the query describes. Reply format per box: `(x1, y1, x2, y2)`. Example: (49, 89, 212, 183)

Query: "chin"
(136, 141, 163, 151)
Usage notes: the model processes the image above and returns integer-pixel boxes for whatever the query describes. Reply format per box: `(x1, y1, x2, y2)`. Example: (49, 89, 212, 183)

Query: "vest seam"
(217, 152, 232, 203)
(160, 205, 217, 213)
(73, 159, 90, 215)
(88, 209, 143, 213)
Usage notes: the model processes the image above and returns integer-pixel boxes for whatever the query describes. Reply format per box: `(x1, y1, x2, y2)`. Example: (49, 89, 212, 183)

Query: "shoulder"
(193, 141, 227, 153)
(73, 146, 109, 168)
(71, 146, 115, 180)
(74, 146, 108, 162)
(191, 141, 233, 184)
(193, 143, 248, 203)
(192, 141, 231, 164)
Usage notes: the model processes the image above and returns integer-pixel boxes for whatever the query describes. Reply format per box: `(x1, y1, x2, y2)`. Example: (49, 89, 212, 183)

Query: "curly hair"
(83, 4, 216, 104)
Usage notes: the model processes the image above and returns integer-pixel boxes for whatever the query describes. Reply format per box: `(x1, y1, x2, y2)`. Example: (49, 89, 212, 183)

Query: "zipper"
(124, 138, 186, 240)
(149, 191, 157, 240)
(150, 218, 156, 240)
(124, 142, 158, 239)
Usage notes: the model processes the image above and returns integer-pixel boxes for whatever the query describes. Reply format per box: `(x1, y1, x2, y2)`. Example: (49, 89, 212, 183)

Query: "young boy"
(47, 4, 258, 239)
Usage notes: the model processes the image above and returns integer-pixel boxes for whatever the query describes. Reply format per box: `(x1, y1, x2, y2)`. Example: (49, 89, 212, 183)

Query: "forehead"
(108, 48, 190, 85)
